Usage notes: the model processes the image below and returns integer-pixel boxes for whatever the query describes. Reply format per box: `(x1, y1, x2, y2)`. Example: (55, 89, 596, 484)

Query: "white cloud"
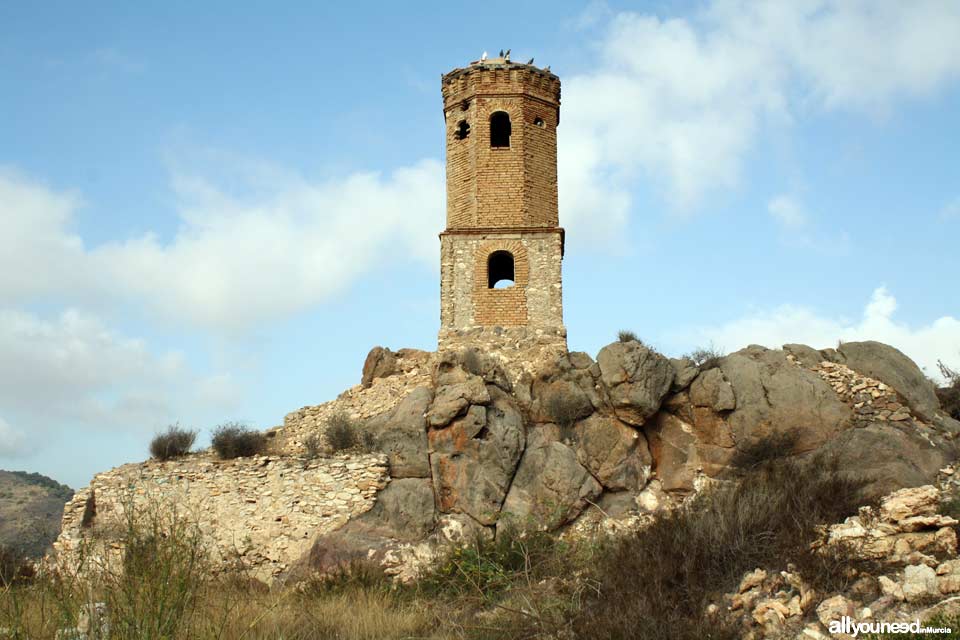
(681, 286, 960, 381)
(0, 308, 237, 458)
(0, 417, 29, 457)
(559, 1, 960, 236)
(768, 195, 808, 229)
(0, 159, 443, 331)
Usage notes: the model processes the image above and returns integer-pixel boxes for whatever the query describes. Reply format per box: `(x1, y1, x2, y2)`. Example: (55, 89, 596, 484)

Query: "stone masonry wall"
(439, 231, 563, 339)
(53, 454, 389, 583)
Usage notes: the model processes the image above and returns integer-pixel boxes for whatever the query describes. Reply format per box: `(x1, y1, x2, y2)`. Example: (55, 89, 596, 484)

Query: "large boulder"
(835, 341, 941, 422)
(361, 346, 398, 388)
(596, 342, 675, 426)
(689, 367, 736, 412)
(363, 478, 437, 541)
(369, 386, 432, 478)
(299, 478, 436, 576)
(720, 345, 851, 452)
(575, 414, 652, 491)
(646, 410, 735, 492)
(428, 387, 525, 525)
(815, 422, 953, 498)
(426, 371, 490, 428)
(501, 441, 602, 529)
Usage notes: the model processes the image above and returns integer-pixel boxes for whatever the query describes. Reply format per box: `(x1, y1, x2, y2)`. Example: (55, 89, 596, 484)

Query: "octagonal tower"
(438, 55, 566, 350)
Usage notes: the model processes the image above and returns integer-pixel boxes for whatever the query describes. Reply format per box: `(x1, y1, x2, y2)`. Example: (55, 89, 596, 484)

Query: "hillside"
(0, 470, 73, 558)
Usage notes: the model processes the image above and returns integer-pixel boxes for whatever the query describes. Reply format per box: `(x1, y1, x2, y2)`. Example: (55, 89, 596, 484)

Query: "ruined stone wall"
(439, 231, 564, 340)
(53, 454, 389, 583)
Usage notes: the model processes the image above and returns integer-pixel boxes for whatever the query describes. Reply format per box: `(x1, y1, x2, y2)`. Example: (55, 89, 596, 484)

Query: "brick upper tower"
(438, 54, 566, 349)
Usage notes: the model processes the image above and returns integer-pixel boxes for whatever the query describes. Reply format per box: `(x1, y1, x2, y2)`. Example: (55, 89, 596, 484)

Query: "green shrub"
(210, 423, 266, 459)
(325, 412, 375, 453)
(573, 444, 870, 640)
(149, 424, 197, 461)
(617, 330, 640, 344)
(418, 524, 568, 600)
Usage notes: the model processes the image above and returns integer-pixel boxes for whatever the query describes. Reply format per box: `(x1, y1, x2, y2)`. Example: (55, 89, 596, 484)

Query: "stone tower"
(438, 55, 566, 350)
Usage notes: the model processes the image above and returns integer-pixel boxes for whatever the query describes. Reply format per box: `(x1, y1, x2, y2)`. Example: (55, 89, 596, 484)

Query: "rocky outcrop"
(51, 336, 960, 587)
(501, 441, 602, 529)
(597, 341, 674, 426)
(368, 386, 433, 478)
(720, 345, 851, 452)
(834, 341, 941, 422)
(429, 387, 525, 525)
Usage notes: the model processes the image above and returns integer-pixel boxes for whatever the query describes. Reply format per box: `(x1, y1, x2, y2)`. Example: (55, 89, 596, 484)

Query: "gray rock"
(596, 342, 675, 426)
(782, 343, 825, 368)
(531, 378, 594, 425)
(597, 491, 641, 518)
(372, 386, 432, 479)
(501, 441, 602, 530)
(426, 373, 490, 427)
(815, 422, 953, 499)
(720, 345, 851, 452)
(361, 346, 398, 388)
(364, 478, 437, 541)
(689, 367, 736, 412)
(297, 478, 436, 578)
(435, 348, 511, 392)
(670, 358, 700, 391)
(569, 351, 595, 370)
(429, 387, 525, 525)
(575, 414, 651, 491)
(434, 513, 494, 545)
(838, 341, 942, 422)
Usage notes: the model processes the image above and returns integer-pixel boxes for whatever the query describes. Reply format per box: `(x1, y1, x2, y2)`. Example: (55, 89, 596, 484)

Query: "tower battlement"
(438, 55, 566, 351)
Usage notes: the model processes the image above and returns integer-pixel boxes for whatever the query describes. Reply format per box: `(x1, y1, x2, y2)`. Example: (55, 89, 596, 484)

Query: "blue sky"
(1, 1, 959, 488)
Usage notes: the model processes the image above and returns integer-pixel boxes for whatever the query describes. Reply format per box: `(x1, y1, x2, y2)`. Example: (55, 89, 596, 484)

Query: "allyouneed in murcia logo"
(829, 617, 952, 636)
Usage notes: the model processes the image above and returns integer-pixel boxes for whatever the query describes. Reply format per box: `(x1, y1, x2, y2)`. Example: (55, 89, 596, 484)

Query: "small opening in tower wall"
(534, 116, 545, 127)
(490, 111, 511, 148)
(455, 120, 470, 140)
(488, 250, 515, 288)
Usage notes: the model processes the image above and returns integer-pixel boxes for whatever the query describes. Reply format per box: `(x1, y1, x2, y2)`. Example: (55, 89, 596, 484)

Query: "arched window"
(455, 120, 470, 140)
(488, 250, 515, 288)
(490, 111, 511, 148)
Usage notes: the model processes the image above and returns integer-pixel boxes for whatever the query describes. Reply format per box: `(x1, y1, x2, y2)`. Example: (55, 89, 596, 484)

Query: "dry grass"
(149, 424, 197, 461)
(0, 433, 880, 640)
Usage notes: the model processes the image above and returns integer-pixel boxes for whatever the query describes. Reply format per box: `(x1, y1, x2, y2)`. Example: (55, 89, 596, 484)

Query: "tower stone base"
(438, 228, 565, 351)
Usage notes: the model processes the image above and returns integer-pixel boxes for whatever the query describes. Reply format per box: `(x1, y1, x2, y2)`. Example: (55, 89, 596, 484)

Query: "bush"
(210, 423, 266, 459)
(0, 545, 27, 586)
(573, 442, 870, 640)
(544, 392, 587, 431)
(617, 330, 640, 344)
(684, 343, 726, 370)
(150, 424, 197, 461)
(937, 360, 960, 420)
(325, 412, 375, 453)
(303, 432, 323, 459)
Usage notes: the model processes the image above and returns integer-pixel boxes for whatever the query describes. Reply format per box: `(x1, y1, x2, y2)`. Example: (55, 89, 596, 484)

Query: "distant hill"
(0, 470, 73, 558)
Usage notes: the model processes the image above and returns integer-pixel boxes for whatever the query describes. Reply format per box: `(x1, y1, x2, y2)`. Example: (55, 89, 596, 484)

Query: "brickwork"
(473, 239, 528, 326)
(439, 57, 565, 348)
